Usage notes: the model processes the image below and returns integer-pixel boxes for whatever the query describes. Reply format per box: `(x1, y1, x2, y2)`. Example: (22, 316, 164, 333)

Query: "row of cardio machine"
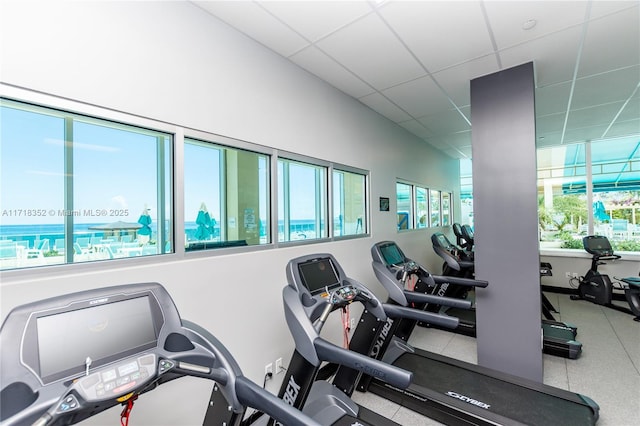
(431, 223, 583, 359)
(1, 241, 601, 426)
(249, 244, 599, 425)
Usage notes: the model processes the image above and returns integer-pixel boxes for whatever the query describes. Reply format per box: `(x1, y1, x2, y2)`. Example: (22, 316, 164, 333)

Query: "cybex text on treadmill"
(446, 391, 491, 409)
(370, 318, 393, 357)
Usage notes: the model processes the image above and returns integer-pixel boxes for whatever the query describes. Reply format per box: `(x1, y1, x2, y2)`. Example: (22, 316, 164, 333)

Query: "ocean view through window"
(1, 93, 370, 271)
(0, 98, 173, 269)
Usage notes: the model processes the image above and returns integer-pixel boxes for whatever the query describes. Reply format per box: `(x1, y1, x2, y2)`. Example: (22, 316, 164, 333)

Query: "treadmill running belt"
(394, 353, 596, 426)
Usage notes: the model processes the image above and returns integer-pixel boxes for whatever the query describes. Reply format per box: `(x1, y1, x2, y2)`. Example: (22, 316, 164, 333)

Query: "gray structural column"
(471, 62, 542, 382)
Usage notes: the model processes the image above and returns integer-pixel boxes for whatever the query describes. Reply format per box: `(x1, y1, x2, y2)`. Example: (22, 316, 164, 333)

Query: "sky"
(1, 104, 323, 230)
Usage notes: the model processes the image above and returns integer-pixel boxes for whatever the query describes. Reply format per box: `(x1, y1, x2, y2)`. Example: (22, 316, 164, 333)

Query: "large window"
(396, 180, 451, 231)
(1, 95, 370, 271)
(415, 186, 428, 228)
(538, 137, 640, 251)
(278, 158, 327, 242)
(430, 189, 442, 227)
(462, 135, 640, 252)
(396, 182, 413, 230)
(333, 169, 367, 237)
(1, 99, 172, 270)
(184, 138, 269, 250)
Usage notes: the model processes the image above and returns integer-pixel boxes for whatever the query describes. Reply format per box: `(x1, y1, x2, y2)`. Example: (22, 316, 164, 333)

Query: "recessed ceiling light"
(523, 19, 537, 30)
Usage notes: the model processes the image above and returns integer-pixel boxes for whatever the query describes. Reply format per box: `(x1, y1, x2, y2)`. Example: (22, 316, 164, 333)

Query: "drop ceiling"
(193, 0, 640, 159)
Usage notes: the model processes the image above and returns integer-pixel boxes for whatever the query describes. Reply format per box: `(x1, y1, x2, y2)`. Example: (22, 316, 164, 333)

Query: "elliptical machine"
(572, 235, 640, 322)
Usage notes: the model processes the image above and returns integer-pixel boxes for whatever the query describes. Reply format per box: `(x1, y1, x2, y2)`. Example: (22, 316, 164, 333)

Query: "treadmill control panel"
(75, 354, 160, 403)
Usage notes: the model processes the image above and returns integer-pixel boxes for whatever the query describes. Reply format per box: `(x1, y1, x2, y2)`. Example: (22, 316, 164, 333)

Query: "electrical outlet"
(275, 358, 283, 374)
(350, 318, 356, 329)
(265, 363, 273, 377)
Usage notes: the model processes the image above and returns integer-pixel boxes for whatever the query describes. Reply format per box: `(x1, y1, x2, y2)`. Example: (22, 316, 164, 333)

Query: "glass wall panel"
(590, 138, 640, 251)
(278, 159, 327, 242)
(333, 169, 366, 236)
(184, 138, 270, 250)
(1, 104, 65, 268)
(396, 182, 412, 230)
(0, 99, 173, 270)
(430, 189, 441, 227)
(460, 158, 474, 227)
(415, 186, 428, 228)
(442, 192, 451, 226)
(537, 143, 588, 249)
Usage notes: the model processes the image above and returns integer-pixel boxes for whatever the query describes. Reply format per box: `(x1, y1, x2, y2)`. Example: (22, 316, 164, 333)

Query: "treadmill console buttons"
(56, 395, 79, 413)
(158, 359, 175, 374)
(332, 287, 354, 304)
(76, 354, 156, 402)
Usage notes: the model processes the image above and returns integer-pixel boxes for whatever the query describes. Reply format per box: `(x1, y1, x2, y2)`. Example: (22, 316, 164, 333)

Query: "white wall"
(0, 1, 459, 424)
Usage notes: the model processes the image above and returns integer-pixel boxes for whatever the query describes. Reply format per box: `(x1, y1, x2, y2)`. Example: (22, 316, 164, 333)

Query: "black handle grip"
(314, 339, 412, 389)
(383, 304, 459, 329)
(235, 376, 321, 426)
(433, 275, 489, 288)
(403, 291, 472, 309)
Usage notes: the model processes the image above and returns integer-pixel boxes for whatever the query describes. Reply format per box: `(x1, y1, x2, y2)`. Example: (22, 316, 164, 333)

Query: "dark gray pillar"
(471, 62, 542, 382)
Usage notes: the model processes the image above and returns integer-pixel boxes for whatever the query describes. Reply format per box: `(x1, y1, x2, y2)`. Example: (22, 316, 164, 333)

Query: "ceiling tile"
(536, 81, 571, 117)
(443, 145, 472, 159)
(605, 118, 640, 139)
(398, 120, 436, 140)
(571, 66, 640, 109)
(563, 124, 610, 144)
(432, 55, 500, 107)
(618, 92, 640, 122)
(579, 5, 640, 77)
(418, 110, 471, 136)
(590, 2, 639, 18)
(447, 131, 473, 149)
(381, 75, 450, 118)
(358, 92, 413, 123)
(567, 102, 625, 131)
(316, 13, 425, 89)
(484, 1, 588, 50)
(378, 0, 494, 73)
(290, 46, 375, 98)
(194, 0, 308, 56)
(536, 133, 563, 148)
(499, 26, 583, 87)
(259, 1, 373, 42)
(537, 112, 566, 135)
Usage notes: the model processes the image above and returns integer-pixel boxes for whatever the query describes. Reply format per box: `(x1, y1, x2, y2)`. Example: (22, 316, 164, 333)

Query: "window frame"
(0, 89, 177, 276)
(0, 85, 372, 276)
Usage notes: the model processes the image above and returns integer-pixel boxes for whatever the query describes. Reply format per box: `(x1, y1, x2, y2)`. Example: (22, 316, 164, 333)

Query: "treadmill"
(0, 282, 319, 426)
(259, 253, 461, 426)
(431, 232, 582, 359)
(338, 241, 598, 425)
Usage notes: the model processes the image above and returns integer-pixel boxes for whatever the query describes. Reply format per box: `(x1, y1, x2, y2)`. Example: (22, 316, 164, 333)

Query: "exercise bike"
(571, 235, 640, 322)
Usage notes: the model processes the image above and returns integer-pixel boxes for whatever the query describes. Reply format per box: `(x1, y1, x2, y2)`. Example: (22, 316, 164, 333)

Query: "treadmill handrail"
(432, 274, 488, 288)
(383, 303, 460, 329)
(402, 291, 472, 309)
(313, 338, 412, 390)
(234, 376, 320, 426)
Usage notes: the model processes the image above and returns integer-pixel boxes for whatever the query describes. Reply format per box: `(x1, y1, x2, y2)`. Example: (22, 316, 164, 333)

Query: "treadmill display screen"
(379, 243, 404, 266)
(36, 296, 158, 383)
(298, 257, 340, 294)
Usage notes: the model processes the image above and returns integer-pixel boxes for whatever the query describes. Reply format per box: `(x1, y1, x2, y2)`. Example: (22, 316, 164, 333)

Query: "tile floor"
(351, 293, 640, 425)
